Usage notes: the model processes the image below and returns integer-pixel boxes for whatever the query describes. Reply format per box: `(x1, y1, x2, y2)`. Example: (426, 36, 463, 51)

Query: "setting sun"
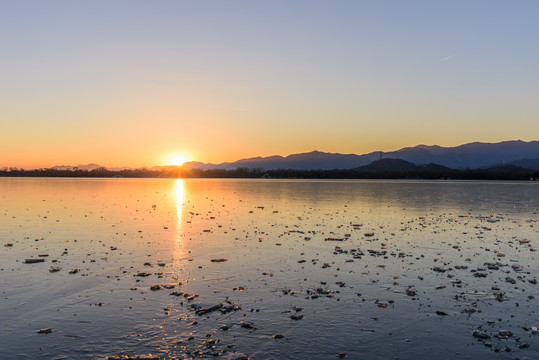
(167, 154, 190, 166)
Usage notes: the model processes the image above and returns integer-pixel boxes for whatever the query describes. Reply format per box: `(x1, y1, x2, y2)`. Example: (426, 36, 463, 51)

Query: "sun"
(167, 154, 190, 166)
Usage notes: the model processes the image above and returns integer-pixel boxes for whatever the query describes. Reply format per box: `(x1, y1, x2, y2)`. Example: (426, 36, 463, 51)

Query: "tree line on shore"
(1, 166, 537, 180)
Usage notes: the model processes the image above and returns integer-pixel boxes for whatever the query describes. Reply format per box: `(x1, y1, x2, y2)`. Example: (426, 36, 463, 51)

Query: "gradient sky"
(1, 1, 538, 168)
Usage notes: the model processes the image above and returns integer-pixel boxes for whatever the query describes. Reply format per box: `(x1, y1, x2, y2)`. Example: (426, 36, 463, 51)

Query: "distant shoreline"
(1, 167, 537, 181)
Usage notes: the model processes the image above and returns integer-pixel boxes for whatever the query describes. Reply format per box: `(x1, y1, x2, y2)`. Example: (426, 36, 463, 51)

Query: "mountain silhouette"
(51, 140, 539, 171)
(183, 140, 539, 170)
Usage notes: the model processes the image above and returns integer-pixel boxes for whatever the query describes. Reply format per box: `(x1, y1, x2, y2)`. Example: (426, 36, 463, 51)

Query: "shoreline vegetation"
(1, 166, 538, 180)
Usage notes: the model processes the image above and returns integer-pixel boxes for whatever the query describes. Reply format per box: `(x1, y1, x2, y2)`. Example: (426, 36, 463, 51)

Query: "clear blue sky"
(1, 1, 538, 167)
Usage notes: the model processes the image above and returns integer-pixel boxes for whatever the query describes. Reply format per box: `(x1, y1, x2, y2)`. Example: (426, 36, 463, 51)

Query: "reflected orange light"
(175, 179, 184, 225)
(173, 179, 186, 260)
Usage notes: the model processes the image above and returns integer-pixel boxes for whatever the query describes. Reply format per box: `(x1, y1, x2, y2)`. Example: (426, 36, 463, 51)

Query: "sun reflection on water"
(174, 179, 186, 258)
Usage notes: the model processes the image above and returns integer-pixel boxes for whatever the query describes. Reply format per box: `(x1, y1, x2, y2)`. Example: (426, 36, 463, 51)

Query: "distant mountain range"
(51, 140, 539, 172)
(51, 163, 103, 171)
(182, 140, 539, 171)
(51, 163, 131, 171)
(356, 159, 451, 172)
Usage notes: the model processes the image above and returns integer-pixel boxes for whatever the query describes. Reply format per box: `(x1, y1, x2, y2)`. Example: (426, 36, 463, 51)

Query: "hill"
(184, 140, 539, 170)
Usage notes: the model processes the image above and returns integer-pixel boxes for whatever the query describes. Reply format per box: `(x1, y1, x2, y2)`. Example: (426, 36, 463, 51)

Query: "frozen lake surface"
(1, 178, 538, 359)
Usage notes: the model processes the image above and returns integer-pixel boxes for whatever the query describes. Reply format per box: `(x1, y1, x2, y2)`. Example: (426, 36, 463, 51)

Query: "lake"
(1, 178, 538, 359)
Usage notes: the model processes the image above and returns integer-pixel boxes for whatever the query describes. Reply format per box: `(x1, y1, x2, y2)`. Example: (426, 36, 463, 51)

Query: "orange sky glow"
(1, 2, 538, 169)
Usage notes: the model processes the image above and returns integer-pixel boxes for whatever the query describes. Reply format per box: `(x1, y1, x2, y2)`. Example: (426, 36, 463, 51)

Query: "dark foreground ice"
(1, 178, 538, 359)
